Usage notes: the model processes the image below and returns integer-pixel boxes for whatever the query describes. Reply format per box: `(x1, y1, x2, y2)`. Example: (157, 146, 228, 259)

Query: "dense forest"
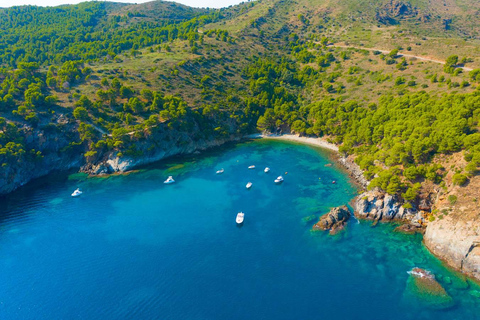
(0, 0, 479, 207)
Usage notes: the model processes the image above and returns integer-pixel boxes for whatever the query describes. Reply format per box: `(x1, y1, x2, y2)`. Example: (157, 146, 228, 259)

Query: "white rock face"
(424, 213, 480, 281)
(354, 188, 418, 223)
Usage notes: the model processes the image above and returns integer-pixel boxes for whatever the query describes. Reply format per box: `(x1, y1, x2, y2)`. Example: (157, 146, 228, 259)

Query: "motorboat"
(274, 176, 284, 184)
(236, 212, 245, 224)
(264, 167, 270, 173)
(216, 168, 224, 174)
(246, 182, 253, 189)
(248, 165, 255, 169)
(164, 176, 175, 184)
(71, 188, 83, 197)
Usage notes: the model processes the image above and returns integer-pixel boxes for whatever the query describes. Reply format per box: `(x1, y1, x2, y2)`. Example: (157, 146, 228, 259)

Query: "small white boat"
(164, 176, 175, 184)
(71, 188, 83, 197)
(216, 168, 224, 174)
(248, 165, 255, 169)
(246, 182, 253, 189)
(274, 176, 284, 184)
(236, 212, 245, 224)
(264, 167, 270, 173)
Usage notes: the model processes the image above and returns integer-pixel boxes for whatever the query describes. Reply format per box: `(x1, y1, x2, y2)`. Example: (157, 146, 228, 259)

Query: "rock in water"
(404, 268, 455, 310)
(312, 206, 351, 234)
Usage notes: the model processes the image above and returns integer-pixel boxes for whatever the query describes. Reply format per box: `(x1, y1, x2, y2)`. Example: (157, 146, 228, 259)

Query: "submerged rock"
(312, 205, 351, 234)
(394, 223, 424, 235)
(469, 290, 480, 298)
(302, 215, 317, 224)
(404, 268, 455, 309)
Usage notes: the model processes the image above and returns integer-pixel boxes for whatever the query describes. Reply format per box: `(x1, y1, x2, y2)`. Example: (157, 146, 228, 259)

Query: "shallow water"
(0, 139, 478, 319)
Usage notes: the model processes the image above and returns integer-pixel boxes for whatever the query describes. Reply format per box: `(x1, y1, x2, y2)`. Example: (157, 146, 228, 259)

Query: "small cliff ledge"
(313, 205, 351, 234)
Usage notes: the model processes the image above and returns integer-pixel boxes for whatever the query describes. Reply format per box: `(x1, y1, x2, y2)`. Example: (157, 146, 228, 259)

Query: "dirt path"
(329, 44, 474, 72)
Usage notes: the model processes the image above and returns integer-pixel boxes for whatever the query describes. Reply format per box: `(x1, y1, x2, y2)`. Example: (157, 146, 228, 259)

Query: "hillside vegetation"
(0, 0, 479, 211)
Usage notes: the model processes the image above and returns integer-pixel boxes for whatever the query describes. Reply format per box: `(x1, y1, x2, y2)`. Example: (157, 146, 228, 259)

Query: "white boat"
(71, 188, 83, 197)
(164, 176, 175, 184)
(248, 165, 255, 169)
(246, 182, 253, 189)
(216, 168, 224, 174)
(264, 167, 270, 173)
(274, 176, 284, 184)
(236, 212, 245, 224)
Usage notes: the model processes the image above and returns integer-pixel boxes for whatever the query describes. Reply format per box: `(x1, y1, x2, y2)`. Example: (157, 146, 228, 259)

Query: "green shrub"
(452, 173, 467, 186)
(448, 195, 458, 205)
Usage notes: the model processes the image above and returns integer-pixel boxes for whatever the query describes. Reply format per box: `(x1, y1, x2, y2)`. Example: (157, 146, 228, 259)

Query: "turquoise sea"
(0, 139, 479, 319)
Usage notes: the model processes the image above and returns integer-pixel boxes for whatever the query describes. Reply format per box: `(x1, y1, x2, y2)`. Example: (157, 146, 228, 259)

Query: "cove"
(0, 139, 478, 319)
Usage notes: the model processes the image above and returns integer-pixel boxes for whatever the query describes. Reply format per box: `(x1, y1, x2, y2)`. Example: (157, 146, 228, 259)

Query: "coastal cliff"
(0, 119, 243, 196)
(424, 172, 480, 281)
(0, 122, 84, 195)
(82, 125, 241, 175)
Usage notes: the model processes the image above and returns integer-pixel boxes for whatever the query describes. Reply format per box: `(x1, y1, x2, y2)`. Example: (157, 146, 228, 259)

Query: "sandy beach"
(247, 133, 339, 152)
(248, 133, 368, 188)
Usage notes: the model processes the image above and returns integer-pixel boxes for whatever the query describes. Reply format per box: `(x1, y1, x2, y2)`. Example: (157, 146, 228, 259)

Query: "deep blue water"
(0, 139, 479, 319)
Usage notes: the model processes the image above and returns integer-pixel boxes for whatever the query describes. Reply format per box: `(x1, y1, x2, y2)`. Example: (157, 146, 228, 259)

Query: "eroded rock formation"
(312, 205, 351, 234)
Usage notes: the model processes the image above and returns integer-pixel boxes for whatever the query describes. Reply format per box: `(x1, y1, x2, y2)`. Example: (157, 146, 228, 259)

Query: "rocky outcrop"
(354, 188, 425, 226)
(375, 0, 418, 24)
(313, 205, 351, 234)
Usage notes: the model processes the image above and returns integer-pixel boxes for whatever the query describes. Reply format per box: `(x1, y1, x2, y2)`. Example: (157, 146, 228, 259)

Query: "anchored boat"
(71, 188, 83, 197)
(164, 176, 175, 184)
(274, 176, 284, 184)
(236, 212, 245, 224)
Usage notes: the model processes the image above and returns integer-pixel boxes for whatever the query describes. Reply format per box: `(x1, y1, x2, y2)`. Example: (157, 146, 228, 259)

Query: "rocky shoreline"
(263, 133, 478, 283)
(0, 120, 245, 196)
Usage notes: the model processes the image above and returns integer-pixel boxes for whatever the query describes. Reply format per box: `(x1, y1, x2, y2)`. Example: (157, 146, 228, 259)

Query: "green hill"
(0, 0, 479, 206)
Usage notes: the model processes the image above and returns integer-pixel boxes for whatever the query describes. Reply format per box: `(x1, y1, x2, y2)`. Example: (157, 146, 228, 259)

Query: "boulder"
(313, 205, 351, 234)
